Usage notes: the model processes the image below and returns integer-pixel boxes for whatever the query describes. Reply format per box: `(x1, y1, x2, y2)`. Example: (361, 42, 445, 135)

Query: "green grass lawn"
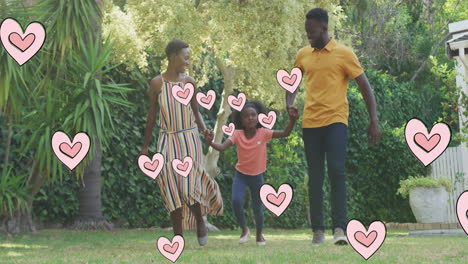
(0, 228, 467, 264)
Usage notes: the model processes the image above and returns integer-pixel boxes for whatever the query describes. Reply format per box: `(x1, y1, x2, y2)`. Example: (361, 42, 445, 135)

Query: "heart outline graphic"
(222, 123, 235, 136)
(260, 183, 293, 217)
(172, 156, 193, 177)
(258, 111, 277, 129)
(404, 118, 451, 166)
(59, 142, 82, 159)
(157, 235, 185, 263)
(267, 192, 286, 206)
(51, 131, 90, 170)
(276, 68, 302, 94)
(171, 83, 194, 106)
(456, 191, 468, 236)
(0, 17, 46, 66)
(346, 219, 386, 260)
(354, 231, 378, 247)
(228, 93, 246, 111)
(9, 32, 35, 51)
(196, 90, 216, 110)
(138, 153, 165, 179)
(414, 133, 441, 153)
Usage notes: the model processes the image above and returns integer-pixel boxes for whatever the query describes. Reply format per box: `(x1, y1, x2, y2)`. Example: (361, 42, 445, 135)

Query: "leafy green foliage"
(397, 176, 451, 199)
(0, 167, 31, 217)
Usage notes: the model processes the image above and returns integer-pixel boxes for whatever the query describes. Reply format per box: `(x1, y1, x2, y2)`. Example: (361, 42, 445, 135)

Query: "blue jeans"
(302, 123, 348, 232)
(231, 170, 264, 231)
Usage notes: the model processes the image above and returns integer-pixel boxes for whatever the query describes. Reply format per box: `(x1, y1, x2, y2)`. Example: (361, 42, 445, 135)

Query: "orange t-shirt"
(228, 128, 273, 176)
(294, 38, 364, 128)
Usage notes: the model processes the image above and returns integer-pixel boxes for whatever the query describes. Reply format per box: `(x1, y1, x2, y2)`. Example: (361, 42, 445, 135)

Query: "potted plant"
(397, 176, 451, 223)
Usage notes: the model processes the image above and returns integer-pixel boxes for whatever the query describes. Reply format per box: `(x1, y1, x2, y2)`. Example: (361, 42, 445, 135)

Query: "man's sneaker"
(256, 234, 266, 246)
(239, 228, 250, 244)
(333, 228, 348, 245)
(312, 230, 325, 246)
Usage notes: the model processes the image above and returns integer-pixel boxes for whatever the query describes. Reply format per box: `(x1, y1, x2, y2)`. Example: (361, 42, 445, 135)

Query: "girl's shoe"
(197, 227, 208, 246)
(256, 234, 266, 246)
(239, 228, 250, 244)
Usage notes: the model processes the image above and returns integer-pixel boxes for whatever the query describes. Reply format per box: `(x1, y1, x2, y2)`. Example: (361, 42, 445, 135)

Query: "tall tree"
(0, 0, 131, 234)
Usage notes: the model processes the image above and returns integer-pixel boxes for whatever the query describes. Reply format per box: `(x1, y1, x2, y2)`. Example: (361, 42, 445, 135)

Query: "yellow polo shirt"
(294, 38, 364, 128)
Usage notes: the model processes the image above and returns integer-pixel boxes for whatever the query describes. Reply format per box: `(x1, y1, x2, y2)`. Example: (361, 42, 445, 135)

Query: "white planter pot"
(409, 186, 449, 223)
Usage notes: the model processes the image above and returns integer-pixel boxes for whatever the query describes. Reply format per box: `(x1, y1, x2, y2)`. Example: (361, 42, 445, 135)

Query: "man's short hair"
(165, 40, 189, 58)
(306, 8, 328, 24)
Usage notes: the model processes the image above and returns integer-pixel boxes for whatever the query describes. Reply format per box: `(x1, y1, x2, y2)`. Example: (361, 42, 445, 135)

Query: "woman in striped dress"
(140, 40, 223, 246)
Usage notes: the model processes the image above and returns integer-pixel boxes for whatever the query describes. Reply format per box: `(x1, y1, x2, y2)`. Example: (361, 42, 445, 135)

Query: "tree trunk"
(69, 0, 111, 231)
(204, 57, 236, 178)
(70, 138, 112, 230)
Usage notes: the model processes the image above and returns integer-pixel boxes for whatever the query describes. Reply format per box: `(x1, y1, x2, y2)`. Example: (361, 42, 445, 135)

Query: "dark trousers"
(302, 123, 348, 232)
(231, 170, 264, 231)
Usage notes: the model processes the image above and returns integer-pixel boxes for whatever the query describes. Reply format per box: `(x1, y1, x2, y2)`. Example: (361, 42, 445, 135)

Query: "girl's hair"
(231, 100, 267, 130)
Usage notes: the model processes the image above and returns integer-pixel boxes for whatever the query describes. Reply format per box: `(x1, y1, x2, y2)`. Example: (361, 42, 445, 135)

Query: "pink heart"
(222, 123, 235, 136)
(405, 118, 451, 166)
(456, 191, 468, 236)
(267, 192, 286, 206)
(143, 160, 159, 172)
(163, 242, 179, 254)
(9, 32, 35, 51)
(414, 133, 441, 152)
(176, 162, 189, 171)
(346, 220, 386, 260)
(196, 90, 216, 110)
(258, 111, 277, 129)
(282, 74, 297, 86)
(354, 231, 377, 247)
(228, 93, 246, 111)
(138, 153, 165, 180)
(0, 18, 45, 66)
(157, 235, 185, 263)
(51, 131, 90, 170)
(172, 157, 193, 177)
(176, 89, 190, 99)
(171, 83, 194, 106)
(59, 142, 82, 158)
(277, 68, 302, 93)
(260, 184, 293, 217)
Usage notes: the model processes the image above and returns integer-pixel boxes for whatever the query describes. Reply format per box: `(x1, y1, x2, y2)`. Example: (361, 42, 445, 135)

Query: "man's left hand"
(368, 121, 381, 146)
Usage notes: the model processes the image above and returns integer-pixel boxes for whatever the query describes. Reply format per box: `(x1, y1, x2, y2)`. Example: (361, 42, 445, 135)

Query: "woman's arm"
(272, 107, 299, 139)
(140, 77, 161, 155)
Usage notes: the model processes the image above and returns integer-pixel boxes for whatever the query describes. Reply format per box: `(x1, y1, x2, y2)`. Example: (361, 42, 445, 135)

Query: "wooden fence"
(429, 146, 467, 223)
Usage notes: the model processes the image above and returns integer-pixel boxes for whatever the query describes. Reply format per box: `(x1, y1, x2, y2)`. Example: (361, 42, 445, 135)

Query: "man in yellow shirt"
(286, 8, 381, 246)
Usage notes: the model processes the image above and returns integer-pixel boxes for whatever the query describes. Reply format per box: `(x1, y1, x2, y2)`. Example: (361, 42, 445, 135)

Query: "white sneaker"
(256, 234, 266, 246)
(333, 228, 348, 245)
(239, 228, 250, 244)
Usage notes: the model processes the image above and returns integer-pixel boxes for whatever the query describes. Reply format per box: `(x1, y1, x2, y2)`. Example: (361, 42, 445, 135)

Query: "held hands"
(204, 129, 214, 144)
(287, 105, 299, 121)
